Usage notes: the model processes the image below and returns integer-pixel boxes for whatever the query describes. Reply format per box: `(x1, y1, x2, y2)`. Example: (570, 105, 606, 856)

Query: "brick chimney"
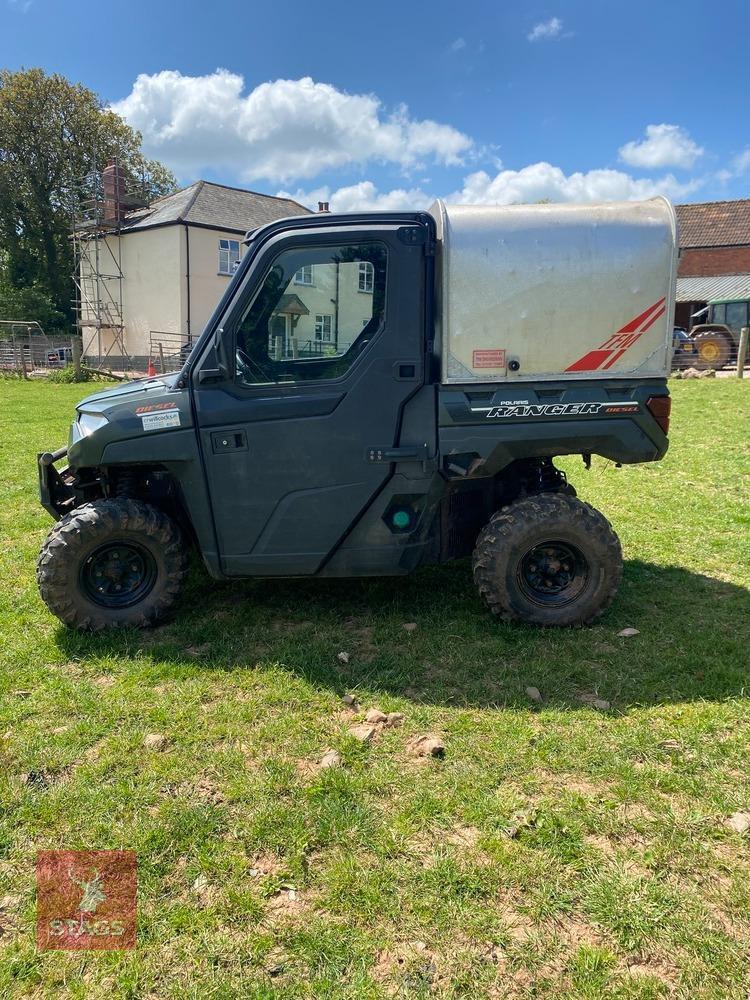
(317, 201, 330, 213)
(102, 160, 128, 224)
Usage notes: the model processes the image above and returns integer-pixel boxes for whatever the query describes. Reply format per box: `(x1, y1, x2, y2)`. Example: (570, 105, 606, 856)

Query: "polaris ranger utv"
(37, 199, 676, 630)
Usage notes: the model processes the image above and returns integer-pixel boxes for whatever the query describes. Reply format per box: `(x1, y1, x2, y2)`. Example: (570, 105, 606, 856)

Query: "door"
(193, 224, 430, 576)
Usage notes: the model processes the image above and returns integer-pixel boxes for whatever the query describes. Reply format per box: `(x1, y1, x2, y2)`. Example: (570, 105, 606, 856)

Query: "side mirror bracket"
(197, 328, 230, 384)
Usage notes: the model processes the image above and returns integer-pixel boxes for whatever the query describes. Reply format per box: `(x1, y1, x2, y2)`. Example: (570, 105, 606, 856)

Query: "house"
(674, 199, 750, 332)
(75, 167, 311, 368)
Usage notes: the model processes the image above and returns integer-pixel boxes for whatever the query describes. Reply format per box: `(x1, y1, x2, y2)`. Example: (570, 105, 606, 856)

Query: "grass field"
(0, 377, 749, 999)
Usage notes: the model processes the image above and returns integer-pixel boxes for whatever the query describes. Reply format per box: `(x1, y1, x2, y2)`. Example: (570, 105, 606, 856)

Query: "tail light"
(646, 395, 671, 435)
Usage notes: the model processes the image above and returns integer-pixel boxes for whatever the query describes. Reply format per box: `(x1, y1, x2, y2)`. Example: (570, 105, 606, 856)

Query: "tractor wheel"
(693, 331, 732, 370)
(37, 499, 189, 631)
(472, 494, 622, 626)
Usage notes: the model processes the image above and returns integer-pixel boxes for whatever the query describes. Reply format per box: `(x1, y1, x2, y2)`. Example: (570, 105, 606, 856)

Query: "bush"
(47, 364, 94, 383)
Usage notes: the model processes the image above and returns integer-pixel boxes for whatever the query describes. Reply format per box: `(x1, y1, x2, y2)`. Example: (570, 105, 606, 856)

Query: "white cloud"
(731, 148, 750, 174)
(279, 181, 434, 214)
(527, 17, 564, 42)
(619, 124, 703, 170)
(452, 162, 699, 204)
(112, 70, 473, 184)
(449, 37, 466, 52)
(285, 163, 699, 215)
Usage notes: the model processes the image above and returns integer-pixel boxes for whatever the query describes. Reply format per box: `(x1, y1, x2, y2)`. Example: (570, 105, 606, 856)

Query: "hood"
(77, 375, 178, 415)
(68, 373, 192, 468)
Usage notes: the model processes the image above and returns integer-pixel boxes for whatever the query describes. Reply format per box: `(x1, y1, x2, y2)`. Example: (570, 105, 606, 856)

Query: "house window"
(218, 238, 240, 275)
(315, 314, 333, 342)
(294, 265, 313, 285)
(358, 261, 374, 293)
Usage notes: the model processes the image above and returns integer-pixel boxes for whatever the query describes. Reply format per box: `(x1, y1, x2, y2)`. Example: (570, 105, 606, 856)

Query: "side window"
(218, 239, 240, 275)
(725, 301, 747, 332)
(235, 242, 387, 385)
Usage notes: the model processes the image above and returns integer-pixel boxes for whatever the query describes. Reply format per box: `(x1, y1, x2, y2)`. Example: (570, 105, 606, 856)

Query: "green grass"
(0, 377, 749, 999)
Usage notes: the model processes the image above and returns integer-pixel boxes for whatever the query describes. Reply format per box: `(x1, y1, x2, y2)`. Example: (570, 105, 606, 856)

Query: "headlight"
(77, 411, 109, 437)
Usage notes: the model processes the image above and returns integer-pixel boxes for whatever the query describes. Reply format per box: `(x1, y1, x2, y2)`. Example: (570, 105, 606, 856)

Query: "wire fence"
(0, 322, 74, 375)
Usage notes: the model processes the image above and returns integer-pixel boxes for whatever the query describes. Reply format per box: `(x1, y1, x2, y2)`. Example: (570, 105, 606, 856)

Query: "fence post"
(71, 336, 82, 380)
(737, 327, 749, 378)
(158, 343, 166, 374)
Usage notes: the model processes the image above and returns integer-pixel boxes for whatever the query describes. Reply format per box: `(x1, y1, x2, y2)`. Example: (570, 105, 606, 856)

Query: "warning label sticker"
(472, 349, 506, 369)
(141, 410, 181, 432)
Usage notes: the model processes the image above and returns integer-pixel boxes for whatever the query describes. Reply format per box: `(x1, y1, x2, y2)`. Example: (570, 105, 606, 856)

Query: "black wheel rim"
(80, 541, 158, 609)
(517, 540, 589, 608)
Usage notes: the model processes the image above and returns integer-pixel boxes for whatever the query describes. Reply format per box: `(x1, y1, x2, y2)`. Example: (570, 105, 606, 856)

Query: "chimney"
(317, 201, 330, 213)
(102, 159, 128, 224)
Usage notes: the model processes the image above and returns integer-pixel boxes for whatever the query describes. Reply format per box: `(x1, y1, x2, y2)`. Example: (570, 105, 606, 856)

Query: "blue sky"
(3, 0, 749, 210)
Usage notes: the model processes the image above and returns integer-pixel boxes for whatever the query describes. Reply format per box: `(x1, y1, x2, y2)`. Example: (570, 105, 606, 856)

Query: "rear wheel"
(37, 499, 189, 630)
(472, 494, 622, 626)
(693, 331, 732, 369)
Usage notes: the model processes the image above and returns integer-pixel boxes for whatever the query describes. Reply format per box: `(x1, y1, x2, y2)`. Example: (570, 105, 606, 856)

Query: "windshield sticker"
(141, 410, 181, 431)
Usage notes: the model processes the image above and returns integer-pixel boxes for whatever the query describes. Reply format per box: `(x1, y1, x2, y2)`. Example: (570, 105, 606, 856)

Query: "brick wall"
(678, 245, 750, 276)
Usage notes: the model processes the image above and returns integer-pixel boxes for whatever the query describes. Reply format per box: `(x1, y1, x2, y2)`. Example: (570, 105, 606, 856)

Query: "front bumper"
(38, 447, 75, 519)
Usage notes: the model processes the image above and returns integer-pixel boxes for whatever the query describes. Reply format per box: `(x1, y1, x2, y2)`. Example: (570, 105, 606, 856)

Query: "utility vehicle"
(37, 199, 676, 630)
(690, 296, 750, 369)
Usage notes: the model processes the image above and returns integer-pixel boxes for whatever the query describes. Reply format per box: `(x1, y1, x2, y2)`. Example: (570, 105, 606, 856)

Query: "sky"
(2, 0, 749, 211)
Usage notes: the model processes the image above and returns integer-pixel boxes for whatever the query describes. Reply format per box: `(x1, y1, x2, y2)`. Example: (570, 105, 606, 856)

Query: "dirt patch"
(263, 888, 310, 925)
(444, 825, 482, 849)
(371, 941, 440, 994)
(493, 890, 538, 945)
(0, 893, 21, 943)
(159, 773, 226, 806)
(618, 802, 655, 823)
(247, 853, 285, 878)
(623, 956, 680, 987)
(532, 770, 612, 799)
(551, 914, 606, 951)
(80, 738, 108, 763)
(342, 619, 379, 662)
(408, 825, 487, 863)
(585, 833, 618, 856)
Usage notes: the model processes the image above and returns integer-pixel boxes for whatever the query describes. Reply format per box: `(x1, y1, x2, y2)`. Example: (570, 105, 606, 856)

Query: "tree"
(0, 68, 176, 332)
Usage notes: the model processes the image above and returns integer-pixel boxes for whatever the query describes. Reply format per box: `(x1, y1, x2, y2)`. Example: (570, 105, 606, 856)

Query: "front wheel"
(37, 499, 189, 630)
(693, 331, 732, 370)
(472, 494, 622, 626)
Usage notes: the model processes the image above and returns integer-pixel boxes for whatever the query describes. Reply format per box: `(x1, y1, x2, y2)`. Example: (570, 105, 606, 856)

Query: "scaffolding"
(71, 158, 150, 372)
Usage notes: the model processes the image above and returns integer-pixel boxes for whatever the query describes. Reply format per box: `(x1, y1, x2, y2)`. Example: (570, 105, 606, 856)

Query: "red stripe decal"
(618, 297, 665, 334)
(638, 304, 666, 333)
(601, 348, 628, 370)
(565, 298, 667, 372)
(566, 350, 613, 372)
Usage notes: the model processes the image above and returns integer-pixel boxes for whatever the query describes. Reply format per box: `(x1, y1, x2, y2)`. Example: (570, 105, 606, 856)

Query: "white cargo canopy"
(430, 198, 677, 383)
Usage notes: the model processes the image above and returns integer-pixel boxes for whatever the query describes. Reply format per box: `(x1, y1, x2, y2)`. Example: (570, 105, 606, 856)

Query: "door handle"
(211, 430, 248, 453)
(366, 443, 436, 472)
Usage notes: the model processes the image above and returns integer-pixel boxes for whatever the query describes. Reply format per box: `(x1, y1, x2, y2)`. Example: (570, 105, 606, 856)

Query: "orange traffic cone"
(147, 357, 156, 377)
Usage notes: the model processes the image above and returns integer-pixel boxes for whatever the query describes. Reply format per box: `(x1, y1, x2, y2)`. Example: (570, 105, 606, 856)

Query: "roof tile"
(676, 199, 750, 249)
(123, 181, 311, 234)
